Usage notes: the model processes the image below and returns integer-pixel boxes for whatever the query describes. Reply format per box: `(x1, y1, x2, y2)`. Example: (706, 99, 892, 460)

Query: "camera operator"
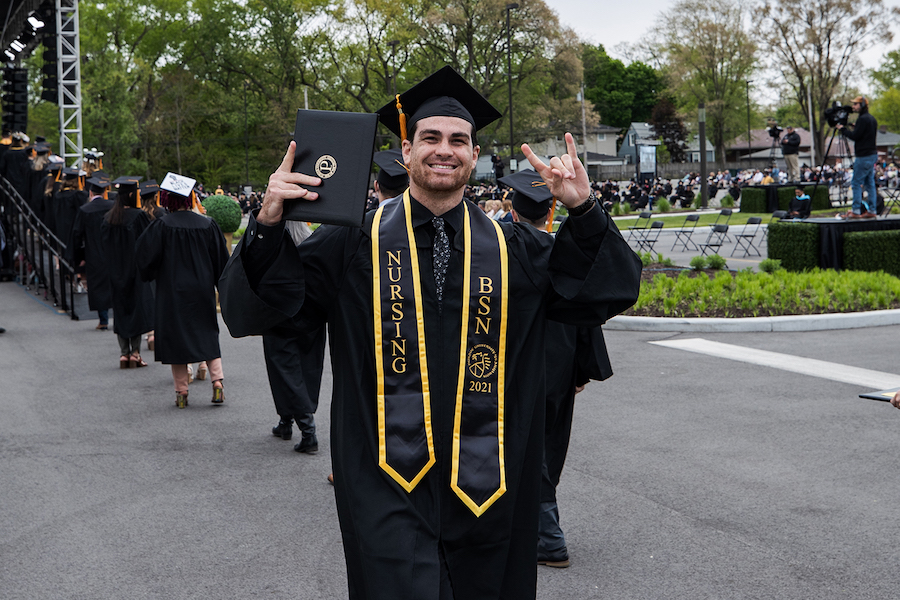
(836, 96, 878, 218)
(780, 126, 801, 181)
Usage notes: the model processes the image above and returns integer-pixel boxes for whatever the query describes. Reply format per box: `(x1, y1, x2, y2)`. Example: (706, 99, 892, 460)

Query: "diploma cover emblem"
(315, 155, 338, 179)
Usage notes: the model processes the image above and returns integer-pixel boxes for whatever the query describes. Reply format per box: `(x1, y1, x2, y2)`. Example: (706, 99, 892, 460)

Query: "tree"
(582, 44, 661, 129)
(760, 0, 900, 164)
(871, 88, 900, 135)
(649, 97, 688, 162)
(651, 0, 757, 168)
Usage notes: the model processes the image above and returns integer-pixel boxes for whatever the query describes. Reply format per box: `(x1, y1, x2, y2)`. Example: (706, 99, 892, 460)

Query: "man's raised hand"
(257, 141, 322, 226)
(521, 132, 590, 209)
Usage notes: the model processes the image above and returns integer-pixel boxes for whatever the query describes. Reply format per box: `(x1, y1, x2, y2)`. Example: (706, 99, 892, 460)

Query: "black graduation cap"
(34, 142, 50, 154)
(112, 175, 142, 188)
(62, 167, 86, 178)
(92, 170, 109, 181)
(86, 176, 111, 189)
(375, 66, 502, 140)
(373, 149, 409, 191)
(139, 179, 159, 196)
(498, 169, 553, 220)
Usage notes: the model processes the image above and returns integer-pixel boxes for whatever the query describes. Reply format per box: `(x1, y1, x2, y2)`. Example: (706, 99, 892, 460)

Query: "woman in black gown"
(100, 176, 154, 368)
(136, 173, 229, 409)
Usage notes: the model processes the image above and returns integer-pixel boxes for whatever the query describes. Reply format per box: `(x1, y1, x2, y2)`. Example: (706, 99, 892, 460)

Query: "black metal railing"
(0, 175, 79, 319)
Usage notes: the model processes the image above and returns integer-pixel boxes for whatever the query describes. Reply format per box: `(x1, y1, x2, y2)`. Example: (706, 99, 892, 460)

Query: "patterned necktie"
(432, 217, 450, 303)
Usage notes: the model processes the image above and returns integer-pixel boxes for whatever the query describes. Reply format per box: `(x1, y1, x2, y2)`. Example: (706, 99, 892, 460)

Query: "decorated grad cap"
(498, 168, 553, 220)
(375, 65, 502, 141)
(160, 172, 197, 198)
(373, 149, 409, 190)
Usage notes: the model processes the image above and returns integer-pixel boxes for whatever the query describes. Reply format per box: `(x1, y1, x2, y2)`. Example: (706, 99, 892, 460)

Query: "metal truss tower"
(52, 0, 82, 167)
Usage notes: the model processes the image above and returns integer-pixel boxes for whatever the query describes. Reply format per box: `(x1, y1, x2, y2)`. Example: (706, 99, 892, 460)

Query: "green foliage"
(583, 44, 661, 128)
(719, 195, 734, 208)
(706, 254, 728, 270)
(638, 251, 675, 266)
(693, 193, 703, 209)
(739, 187, 766, 213)
(871, 88, 900, 138)
(633, 268, 900, 317)
(201, 194, 242, 233)
(843, 230, 900, 277)
(611, 201, 623, 216)
(767, 222, 819, 271)
(690, 255, 708, 270)
(759, 258, 783, 273)
(654, 197, 671, 212)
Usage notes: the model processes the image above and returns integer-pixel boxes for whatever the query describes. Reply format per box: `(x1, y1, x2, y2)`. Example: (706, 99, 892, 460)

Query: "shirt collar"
(409, 193, 466, 251)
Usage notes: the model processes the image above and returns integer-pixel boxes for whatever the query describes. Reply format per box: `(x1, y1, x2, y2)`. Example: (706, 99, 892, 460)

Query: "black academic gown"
(53, 189, 88, 248)
(0, 148, 31, 200)
(67, 196, 114, 312)
(219, 197, 641, 600)
(101, 209, 154, 338)
(263, 321, 327, 418)
(135, 210, 229, 364)
(27, 167, 50, 220)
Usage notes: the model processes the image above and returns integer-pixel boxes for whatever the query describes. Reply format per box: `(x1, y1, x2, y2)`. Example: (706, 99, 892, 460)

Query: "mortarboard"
(112, 175, 142, 188)
(139, 179, 159, 196)
(34, 142, 50, 154)
(63, 167, 87, 178)
(373, 149, 409, 191)
(498, 169, 553, 220)
(160, 172, 197, 197)
(86, 176, 111, 189)
(375, 66, 502, 141)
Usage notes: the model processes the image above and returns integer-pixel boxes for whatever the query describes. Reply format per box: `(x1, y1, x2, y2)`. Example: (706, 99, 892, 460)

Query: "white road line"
(650, 338, 900, 389)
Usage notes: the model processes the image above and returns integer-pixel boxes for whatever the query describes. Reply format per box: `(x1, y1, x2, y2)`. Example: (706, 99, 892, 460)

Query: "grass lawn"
(609, 208, 844, 228)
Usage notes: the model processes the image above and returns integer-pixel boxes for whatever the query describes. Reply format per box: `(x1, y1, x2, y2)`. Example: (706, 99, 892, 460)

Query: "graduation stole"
(372, 190, 509, 516)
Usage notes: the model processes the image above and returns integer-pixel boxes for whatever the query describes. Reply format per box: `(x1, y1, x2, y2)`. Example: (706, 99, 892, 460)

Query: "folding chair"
(763, 210, 787, 242)
(636, 221, 665, 253)
(671, 214, 700, 251)
(731, 217, 762, 257)
(706, 209, 733, 243)
(699, 224, 729, 256)
(881, 187, 900, 216)
(625, 212, 652, 246)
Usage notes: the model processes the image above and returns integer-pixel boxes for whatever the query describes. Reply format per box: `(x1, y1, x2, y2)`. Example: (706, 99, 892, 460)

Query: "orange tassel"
(396, 94, 407, 141)
(546, 197, 557, 233)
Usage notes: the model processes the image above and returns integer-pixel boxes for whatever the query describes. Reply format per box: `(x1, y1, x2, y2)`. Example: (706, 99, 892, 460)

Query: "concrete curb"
(606, 309, 900, 333)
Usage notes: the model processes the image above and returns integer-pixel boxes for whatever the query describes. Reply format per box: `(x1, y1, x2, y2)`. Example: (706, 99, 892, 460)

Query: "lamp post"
(699, 102, 708, 209)
(506, 3, 518, 171)
(387, 39, 399, 98)
(243, 81, 250, 188)
(745, 80, 752, 161)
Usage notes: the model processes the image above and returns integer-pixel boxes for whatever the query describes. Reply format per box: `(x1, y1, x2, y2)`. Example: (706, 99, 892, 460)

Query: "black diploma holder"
(283, 109, 379, 227)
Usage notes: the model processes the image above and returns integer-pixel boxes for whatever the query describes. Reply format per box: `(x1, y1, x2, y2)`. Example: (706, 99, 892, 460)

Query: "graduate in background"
(500, 169, 619, 569)
(136, 173, 229, 409)
(67, 174, 114, 330)
(101, 176, 154, 368)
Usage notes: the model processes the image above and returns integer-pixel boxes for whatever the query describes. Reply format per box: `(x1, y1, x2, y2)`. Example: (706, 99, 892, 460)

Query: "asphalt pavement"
(3, 276, 900, 600)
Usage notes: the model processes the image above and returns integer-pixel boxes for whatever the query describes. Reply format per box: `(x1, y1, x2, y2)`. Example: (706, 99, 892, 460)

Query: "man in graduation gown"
(499, 169, 617, 569)
(219, 66, 641, 599)
(67, 175, 114, 329)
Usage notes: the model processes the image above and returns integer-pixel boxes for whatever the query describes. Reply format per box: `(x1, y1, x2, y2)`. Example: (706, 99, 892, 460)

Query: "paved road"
(2, 279, 900, 599)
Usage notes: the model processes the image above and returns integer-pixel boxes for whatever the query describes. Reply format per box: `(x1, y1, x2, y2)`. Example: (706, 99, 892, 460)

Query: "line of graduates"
(64, 169, 229, 407)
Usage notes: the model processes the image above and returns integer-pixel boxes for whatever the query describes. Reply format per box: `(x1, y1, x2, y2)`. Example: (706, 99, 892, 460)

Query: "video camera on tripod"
(766, 123, 783, 139)
(824, 101, 851, 128)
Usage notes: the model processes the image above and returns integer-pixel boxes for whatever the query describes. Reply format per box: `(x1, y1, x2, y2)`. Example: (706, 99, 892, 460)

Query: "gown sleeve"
(135, 219, 164, 282)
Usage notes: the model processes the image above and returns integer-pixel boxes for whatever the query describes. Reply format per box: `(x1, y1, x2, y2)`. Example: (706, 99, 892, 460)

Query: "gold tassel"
(396, 94, 407, 141)
(545, 197, 557, 233)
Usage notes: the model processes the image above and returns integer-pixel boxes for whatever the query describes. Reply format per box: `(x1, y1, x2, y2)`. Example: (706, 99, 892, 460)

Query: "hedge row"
(767, 222, 819, 271)
(739, 185, 830, 213)
(844, 229, 900, 277)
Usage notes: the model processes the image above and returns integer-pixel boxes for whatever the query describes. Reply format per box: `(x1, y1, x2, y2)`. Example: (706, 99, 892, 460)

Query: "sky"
(549, 0, 900, 96)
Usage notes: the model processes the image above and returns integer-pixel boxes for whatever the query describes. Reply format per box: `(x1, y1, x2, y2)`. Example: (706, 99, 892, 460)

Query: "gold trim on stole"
(372, 191, 436, 492)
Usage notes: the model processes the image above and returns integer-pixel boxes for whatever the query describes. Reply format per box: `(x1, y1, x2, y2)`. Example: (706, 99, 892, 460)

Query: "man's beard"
(409, 158, 473, 194)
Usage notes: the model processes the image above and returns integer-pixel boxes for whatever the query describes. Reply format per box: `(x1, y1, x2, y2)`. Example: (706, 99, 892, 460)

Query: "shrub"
(611, 201, 623, 216)
(690, 255, 708, 270)
(739, 187, 766, 213)
(759, 258, 783, 273)
(201, 194, 242, 233)
(654, 197, 671, 212)
(693, 193, 703, 209)
(844, 229, 900, 277)
(776, 184, 830, 211)
(767, 222, 819, 271)
(706, 254, 728, 270)
(720, 195, 735, 208)
(233, 227, 246, 239)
